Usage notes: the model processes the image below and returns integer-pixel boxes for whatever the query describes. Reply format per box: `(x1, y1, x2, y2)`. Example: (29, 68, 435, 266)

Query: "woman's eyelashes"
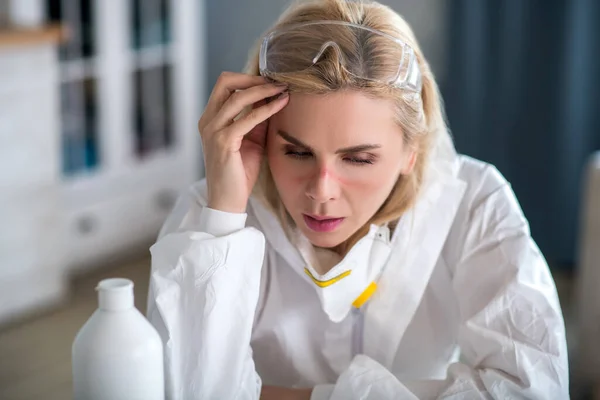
(344, 155, 375, 165)
(283, 146, 376, 165)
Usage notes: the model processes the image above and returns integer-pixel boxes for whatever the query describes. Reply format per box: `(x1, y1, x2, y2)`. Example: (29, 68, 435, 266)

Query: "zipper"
(351, 221, 397, 357)
(352, 307, 364, 356)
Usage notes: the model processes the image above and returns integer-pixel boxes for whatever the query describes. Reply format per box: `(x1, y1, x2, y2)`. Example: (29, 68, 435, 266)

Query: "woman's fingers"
(210, 83, 287, 130)
(201, 72, 268, 127)
(198, 71, 286, 214)
(225, 92, 289, 139)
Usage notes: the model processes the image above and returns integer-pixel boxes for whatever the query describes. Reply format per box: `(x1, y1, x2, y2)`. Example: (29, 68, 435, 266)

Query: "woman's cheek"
(269, 154, 303, 189)
(336, 164, 391, 190)
(337, 176, 385, 198)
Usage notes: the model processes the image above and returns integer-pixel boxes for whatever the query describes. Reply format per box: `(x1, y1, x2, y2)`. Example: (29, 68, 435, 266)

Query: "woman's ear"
(402, 151, 417, 174)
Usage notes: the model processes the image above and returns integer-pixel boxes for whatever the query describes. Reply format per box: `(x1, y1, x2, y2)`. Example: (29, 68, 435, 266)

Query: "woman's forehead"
(270, 91, 402, 147)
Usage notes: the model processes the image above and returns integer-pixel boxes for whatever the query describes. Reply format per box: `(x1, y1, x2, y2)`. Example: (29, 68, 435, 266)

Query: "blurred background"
(0, 0, 598, 398)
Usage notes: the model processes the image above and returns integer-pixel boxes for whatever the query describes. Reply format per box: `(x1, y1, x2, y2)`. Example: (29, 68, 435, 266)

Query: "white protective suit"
(146, 136, 569, 399)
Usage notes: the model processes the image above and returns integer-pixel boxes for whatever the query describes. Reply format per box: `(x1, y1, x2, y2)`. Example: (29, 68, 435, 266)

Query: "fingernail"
(278, 91, 289, 99)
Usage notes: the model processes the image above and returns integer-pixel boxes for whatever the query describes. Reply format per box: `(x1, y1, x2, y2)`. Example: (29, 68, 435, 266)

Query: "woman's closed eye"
(284, 148, 312, 160)
(283, 146, 376, 165)
(344, 154, 375, 165)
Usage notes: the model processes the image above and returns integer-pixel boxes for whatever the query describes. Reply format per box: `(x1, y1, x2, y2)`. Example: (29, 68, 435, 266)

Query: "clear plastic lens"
(259, 21, 422, 92)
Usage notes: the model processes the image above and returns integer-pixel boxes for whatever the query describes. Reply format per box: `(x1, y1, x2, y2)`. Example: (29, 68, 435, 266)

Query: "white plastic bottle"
(72, 278, 164, 400)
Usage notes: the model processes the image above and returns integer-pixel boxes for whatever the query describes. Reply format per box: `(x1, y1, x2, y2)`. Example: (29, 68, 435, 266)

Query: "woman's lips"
(303, 214, 345, 233)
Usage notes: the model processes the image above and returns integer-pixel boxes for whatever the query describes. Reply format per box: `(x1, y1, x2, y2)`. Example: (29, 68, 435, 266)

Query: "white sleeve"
(146, 190, 264, 400)
(311, 184, 569, 400)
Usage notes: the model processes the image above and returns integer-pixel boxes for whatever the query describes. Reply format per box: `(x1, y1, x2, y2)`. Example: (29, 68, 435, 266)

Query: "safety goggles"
(259, 20, 422, 92)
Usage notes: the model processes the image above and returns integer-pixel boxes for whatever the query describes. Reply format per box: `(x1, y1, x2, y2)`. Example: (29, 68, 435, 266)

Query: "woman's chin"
(300, 227, 348, 249)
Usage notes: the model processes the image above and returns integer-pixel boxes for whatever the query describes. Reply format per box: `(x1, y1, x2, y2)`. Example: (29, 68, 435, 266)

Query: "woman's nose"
(305, 166, 339, 203)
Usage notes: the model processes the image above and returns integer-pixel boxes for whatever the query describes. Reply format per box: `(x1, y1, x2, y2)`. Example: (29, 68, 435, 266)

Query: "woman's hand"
(198, 72, 289, 213)
(260, 385, 313, 400)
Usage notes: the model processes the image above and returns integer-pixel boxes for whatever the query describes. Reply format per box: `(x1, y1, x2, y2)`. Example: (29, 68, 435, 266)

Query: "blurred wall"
(205, 0, 448, 90)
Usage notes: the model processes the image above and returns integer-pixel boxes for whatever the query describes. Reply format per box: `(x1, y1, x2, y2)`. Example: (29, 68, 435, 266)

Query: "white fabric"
(146, 152, 569, 399)
(198, 207, 247, 237)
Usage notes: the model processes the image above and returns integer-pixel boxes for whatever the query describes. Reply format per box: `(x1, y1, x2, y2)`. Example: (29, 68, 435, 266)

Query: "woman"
(146, 0, 569, 398)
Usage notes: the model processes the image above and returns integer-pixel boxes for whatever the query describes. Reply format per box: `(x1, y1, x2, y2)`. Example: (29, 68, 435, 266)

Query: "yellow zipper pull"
(352, 282, 378, 308)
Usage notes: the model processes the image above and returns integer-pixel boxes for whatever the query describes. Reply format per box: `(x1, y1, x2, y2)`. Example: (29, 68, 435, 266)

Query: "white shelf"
(59, 0, 204, 272)
(0, 0, 205, 324)
(0, 31, 66, 324)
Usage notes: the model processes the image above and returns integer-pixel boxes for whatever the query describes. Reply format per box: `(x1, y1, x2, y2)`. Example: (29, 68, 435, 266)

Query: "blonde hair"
(246, 0, 450, 255)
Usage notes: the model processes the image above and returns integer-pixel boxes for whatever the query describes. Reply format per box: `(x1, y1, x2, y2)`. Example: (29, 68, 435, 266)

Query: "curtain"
(442, 0, 600, 267)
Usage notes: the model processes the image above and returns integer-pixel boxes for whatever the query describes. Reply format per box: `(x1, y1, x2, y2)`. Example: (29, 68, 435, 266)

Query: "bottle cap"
(96, 278, 134, 311)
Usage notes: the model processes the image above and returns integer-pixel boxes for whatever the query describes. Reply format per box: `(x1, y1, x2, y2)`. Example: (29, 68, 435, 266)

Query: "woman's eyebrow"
(335, 144, 381, 153)
(277, 129, 313, 150)
(277, 130, 381, 153)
